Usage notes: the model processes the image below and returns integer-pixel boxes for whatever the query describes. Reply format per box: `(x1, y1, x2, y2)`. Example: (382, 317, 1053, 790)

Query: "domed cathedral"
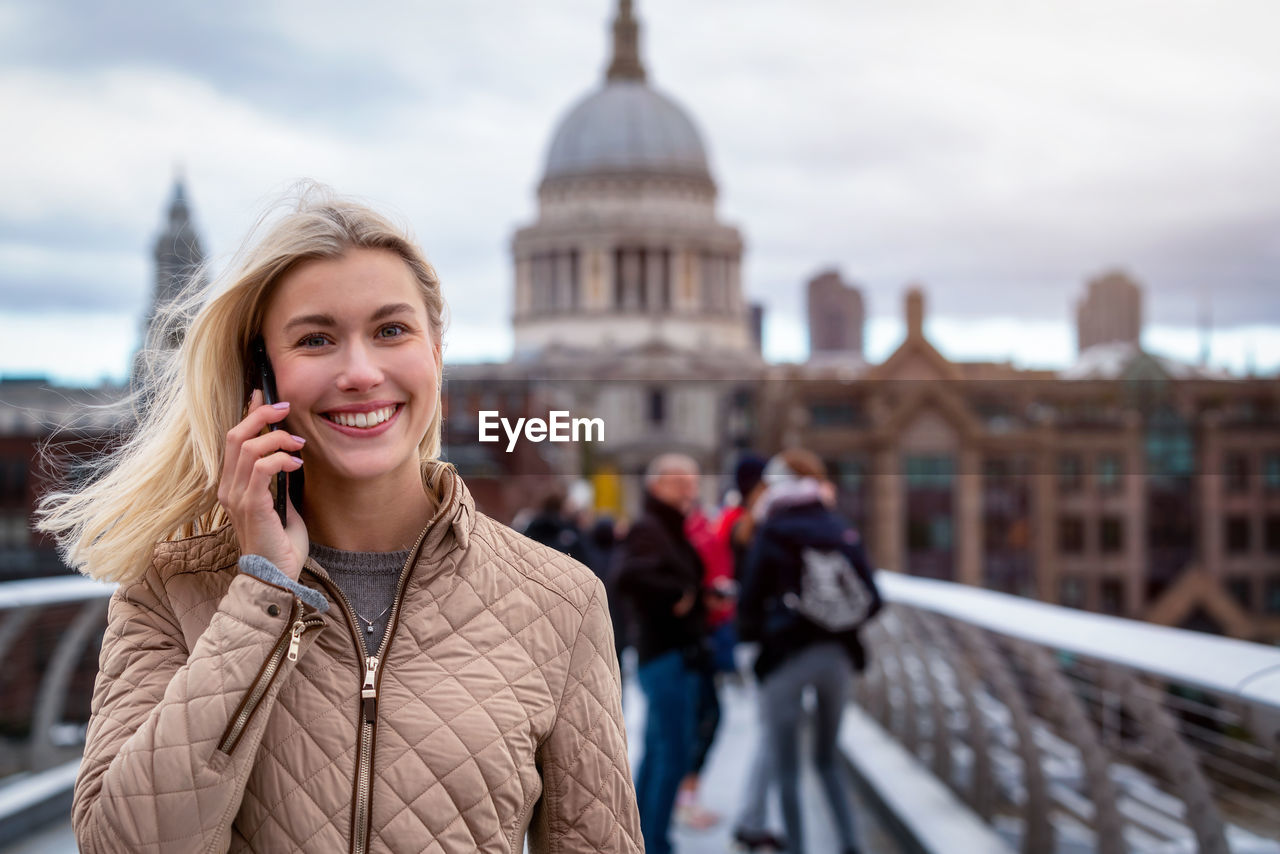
(511, 0, 753, 360)
(446, 0, 763, 514)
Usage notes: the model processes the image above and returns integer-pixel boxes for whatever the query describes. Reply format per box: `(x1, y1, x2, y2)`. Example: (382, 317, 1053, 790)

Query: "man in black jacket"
(613, 453, 704, 854)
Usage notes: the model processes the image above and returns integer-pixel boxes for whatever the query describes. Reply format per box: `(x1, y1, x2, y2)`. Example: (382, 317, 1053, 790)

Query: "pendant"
(366, 624, 374, 633)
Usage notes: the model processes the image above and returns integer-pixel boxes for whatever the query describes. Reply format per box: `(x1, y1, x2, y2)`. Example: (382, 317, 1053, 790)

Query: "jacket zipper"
(305, 522, 431, 854)
(218, 598, 323, 754)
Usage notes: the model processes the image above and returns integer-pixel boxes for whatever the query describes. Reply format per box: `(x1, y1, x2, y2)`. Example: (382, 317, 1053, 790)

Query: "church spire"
(606, 0, 646, 83)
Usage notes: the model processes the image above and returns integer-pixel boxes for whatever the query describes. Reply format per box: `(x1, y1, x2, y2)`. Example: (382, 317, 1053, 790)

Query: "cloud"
(1, 0, 1278, 385)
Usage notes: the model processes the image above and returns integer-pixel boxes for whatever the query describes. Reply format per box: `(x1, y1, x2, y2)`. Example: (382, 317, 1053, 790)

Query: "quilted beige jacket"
(73, 465, 643, 853)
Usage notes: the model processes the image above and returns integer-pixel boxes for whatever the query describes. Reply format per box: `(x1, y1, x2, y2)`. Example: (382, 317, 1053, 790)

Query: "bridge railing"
(859, 571, 1280, 854)
(0, 575, 115, 842)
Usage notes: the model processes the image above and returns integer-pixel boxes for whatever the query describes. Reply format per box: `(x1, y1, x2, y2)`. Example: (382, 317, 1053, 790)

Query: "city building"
(758, 288, 1280, 641)
(807, 268, 865, 359)
(1077, 269, 1142, 354)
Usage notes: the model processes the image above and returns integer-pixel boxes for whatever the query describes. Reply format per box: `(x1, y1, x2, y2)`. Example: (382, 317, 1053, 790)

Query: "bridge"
(1, 573, 1278, 853)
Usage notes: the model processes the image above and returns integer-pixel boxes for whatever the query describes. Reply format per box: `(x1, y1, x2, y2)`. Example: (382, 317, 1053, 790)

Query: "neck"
(302, 464, 433, 552)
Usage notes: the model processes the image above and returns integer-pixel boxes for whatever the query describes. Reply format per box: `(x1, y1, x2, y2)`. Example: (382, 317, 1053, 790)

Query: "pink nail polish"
(272, 402, 290, 409)
(291, 435, 306, 443)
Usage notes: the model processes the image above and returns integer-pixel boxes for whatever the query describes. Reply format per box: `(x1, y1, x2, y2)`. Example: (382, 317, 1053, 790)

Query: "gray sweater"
(310, 543, 411, 653)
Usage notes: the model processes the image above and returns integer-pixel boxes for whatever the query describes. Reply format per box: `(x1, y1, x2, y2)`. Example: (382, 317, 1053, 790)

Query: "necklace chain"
(355, 603, 393, 635)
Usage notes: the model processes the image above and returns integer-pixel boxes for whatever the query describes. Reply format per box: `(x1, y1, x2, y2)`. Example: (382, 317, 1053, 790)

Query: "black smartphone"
(252, 338, 289, 528)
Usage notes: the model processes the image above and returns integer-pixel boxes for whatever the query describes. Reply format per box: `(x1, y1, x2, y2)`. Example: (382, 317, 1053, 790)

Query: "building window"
(1097, 453, 1123, 493)
(0, 513, 30, 548)
(1099, 578, 1124, 615)
(1266, 576, 1280, 615)
(905, 456, 954, 488)
(1100, 516, 1124, 554)
(1226, 577, 1253, 612)
(648, 388, 666, 425)
(810, 401, 857, 428)
(1, 459, 27, 505)
(1224, 452, 1250, 494)
(1058, 453, 1083, 493)
(1265, 516, 1280, 554)
(1264, 453, 1280, 492)
(1060, 575, 1085, 608)
(1225, 516, 1251, 555)
(1059, 516, 1085, 553)
(908, 516, 953, 552)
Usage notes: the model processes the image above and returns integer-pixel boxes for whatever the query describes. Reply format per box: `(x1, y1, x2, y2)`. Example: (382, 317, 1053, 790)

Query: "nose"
(336, 340, 384, 391)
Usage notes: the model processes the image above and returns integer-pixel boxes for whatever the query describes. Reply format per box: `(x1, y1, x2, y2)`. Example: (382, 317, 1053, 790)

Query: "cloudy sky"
(2, 0, 1278, 384)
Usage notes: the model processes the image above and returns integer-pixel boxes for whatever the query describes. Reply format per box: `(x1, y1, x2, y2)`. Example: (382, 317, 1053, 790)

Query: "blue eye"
(378, 324, 407, 339)
(298, 334, 329, 348)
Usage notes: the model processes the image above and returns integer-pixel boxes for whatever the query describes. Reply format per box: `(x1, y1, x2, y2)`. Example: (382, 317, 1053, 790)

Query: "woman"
(37, 186, 641, 853)
(736, 449, 881, 854)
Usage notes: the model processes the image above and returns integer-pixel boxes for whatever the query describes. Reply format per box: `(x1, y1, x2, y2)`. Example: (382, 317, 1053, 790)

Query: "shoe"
(730, 827, 786, 852)
(676, 801, 721, 831)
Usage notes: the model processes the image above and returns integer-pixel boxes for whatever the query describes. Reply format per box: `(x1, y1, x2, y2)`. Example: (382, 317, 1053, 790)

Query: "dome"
(544, 81, 711, 182)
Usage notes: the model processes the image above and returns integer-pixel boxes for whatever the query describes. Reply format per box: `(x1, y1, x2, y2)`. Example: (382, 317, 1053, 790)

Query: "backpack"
(782, 546, 875, 632)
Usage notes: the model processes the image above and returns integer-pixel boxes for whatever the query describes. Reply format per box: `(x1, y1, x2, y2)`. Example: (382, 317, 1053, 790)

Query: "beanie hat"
(733, 453, 767, 497)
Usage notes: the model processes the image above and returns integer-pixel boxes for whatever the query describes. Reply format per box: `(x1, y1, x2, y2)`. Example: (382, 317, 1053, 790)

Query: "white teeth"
(329, 406, 396, 428)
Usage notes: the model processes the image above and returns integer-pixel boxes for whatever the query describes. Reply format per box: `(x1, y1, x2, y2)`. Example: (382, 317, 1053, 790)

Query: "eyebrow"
(282, 303, 417, 333)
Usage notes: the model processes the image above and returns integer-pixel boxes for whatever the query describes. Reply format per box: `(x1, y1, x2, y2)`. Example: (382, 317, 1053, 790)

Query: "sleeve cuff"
(237, 555, 330, 613)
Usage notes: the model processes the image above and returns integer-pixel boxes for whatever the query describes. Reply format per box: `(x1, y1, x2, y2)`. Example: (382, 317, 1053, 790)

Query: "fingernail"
(291, 456, 304, 464)
(272, 402, 290, 409)
(291, 435, 306, 444)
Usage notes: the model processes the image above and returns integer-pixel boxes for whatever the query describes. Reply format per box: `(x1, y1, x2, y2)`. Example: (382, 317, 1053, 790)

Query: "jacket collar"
(418, 460, 474, 559)
(643, 490, 687, 537)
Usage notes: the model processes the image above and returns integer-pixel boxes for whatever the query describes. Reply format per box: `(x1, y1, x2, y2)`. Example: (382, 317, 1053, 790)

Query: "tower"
(1076, 270, 1142, 354)
(807, 269, 865, 357)
(132, 176, 207, 390)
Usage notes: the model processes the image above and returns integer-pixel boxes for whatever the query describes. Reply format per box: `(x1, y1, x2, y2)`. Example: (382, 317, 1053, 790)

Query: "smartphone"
(252, 338, 289, 528)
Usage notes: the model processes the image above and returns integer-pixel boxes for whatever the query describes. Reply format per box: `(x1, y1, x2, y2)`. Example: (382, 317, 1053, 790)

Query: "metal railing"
(0, 575, 115, 842)
(860, 571, 1280, 854)
(3, 572, 1280, 853)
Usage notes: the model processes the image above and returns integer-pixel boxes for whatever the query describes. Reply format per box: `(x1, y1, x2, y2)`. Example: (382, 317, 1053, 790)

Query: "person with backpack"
(736, 449, 882, 854)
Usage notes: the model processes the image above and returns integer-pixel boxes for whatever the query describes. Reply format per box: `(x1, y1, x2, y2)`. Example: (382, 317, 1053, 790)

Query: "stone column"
(1200, 412, 1223, 577)
(1032, 423, 1058, 602)
(514, 255, 532, 318)
(957, 446, 983, 586)
(1124, 411, 1146, 614)
(875, 444, 903, 573)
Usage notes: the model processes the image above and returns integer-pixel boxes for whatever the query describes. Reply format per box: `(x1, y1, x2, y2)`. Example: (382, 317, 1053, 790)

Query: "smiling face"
(260, 247, 440, 496)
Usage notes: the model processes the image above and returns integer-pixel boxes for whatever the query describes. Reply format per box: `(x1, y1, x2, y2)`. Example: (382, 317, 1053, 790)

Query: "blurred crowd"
(517, 450, 883, 854)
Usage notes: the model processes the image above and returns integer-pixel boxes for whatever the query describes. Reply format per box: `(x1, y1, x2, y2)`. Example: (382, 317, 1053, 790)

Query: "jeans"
(688, 662, 721, 777)
(761, 642, 859, 854)
(636, 650, 699, 854)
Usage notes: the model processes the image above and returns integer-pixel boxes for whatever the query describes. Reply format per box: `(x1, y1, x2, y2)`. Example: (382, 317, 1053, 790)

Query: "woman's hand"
(218, 391, 309, 580)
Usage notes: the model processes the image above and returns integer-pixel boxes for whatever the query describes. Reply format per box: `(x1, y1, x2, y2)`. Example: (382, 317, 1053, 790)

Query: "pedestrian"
(37, 185, 641, 853)
(522, 489, 590, 564)
(737, 449, 882, 854)
(613, 453, 706, 854)
(676, 504, 733, 831)
(723, 453, 793, 853)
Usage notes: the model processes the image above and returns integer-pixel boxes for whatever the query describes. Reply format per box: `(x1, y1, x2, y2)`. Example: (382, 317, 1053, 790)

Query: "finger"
(245, 452, 304, 515)
(230, 431, 306, 503)
(222, 401, 292, 485)
(226, 399, 291, 447)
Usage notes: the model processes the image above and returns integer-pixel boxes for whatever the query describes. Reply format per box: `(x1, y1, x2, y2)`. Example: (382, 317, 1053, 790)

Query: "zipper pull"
(287, 620, 306, 662)
(362, 656, 380, 723)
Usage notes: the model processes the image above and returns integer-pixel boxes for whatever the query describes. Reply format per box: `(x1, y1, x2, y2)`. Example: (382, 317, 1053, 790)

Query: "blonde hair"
(36, 184, 449, 583)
